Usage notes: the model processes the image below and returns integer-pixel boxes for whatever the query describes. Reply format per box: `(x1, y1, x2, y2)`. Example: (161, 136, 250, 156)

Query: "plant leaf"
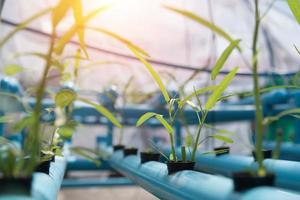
(55, 89, 77, 108)
(71, 0, 89, 57)
(204, 124, 235, 135)
(155, 115, 174, 135)
(128, 46, 170, 103)
(211, 40, 241, 80)
(164, 5, 238, 46)
(78, 97, 122, 128)
(52, 0, 71, 27)
(88, 27, 149, 57)
(54, 5, 110, 55)
(136, 112, 157, 127)
(57, 126, 74, 139)
(70, 147, 101, 166)
(0, 8, 52, 48)
(179, 86, 216, 108)
(211, 135, 233, 143)
(0, 115, 14, 123)
(136, 112, 173, 135)
(3, 64, 23, 76)
(287, 0, 300, 24)
(263, 108, 300, 125)
(290, 114, 300, 119)
(205, 67, 239, 110)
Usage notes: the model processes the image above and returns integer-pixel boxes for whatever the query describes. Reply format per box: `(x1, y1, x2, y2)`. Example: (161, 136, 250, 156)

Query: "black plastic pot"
(252, 149, 272, 161)
(35, 160, 51, 174)
(123, 148, 138, 157)
(0, 176, 32, 195)
(140, 152, 160, 164)
(232, 171, 275, 191)
(113, 144, 125, 151)
(166, 161, 195, 175)
(214, 146, 230, 156)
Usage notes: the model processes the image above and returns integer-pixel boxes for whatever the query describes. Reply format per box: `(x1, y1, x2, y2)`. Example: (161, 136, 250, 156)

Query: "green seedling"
(135, 46, 238, 163)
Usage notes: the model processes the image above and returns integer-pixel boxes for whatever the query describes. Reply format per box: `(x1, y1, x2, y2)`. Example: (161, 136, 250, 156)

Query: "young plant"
(135, 51, 238, 163)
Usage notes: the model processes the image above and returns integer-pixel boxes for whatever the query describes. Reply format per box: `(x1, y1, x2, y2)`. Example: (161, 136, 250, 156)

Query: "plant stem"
(191, 111, 207, 161)
(169, 103, 177, 161)
(252, 0, 265, 175)
(181, 146, 186, 161)
(24, 30, 56, 174)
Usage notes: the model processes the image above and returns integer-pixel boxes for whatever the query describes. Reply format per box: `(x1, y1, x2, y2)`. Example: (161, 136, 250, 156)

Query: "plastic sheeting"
(0, 0, 300, 94)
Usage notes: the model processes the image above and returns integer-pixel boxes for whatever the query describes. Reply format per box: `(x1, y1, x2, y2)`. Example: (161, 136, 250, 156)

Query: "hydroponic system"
(1, 0, 300, 200)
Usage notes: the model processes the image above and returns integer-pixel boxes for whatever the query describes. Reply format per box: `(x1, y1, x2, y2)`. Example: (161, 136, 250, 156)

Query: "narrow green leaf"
(202, 149, 229, 155)
(204, 124, 235, 135)
(211, 40, 241, 80)
(70, 147, 101, 166)
(155, 115, 174, 135)
(57, 126, 74, 139)
(205, 67, 239, 110)
(211, 135, 234, 143)
(136, 112, 157, 127)
(164, 5, 237, 46)
(13, 51, 65, 71)
(263, 108, 300, 125)
(179, 86, 216, 108)
(12, 116, 34, 132)
(287, 0, 300, 24)
(55, 5, 110, 55)
(0, 115, 14, 123)
(78, 97, 122, 128)
(71, 0, 88, 57)
(55, 89, 77, 108)
(185, 100, 201, 112)
(52, 0, 71, 27)
(290, 114, 300, 119)
(3, 64, 23, 76)
(88, 27, 149, 57)
(0, 8, 52, 48)
(128, 46, 170, 102)
(136, 112, 173, 135)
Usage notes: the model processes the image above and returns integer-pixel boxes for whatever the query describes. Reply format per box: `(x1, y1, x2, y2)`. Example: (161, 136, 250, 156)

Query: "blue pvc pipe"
(107, 151, 300, 200)
(194, 154, 300, 192)
(62, 177, 133, 188)
(0, 156, 66, 200)
(263, 142, 300, 161)
(163, 147, 300, 192)
(66, 158, 110, 171)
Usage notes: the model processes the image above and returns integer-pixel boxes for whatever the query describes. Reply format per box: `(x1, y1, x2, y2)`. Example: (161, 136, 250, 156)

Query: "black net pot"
(113, 144, 125, 152)
(0, 176, 32, 195)
(252, 149, 272, 161)
(232, 171, 275, 191)
(214, 146, 230, 156)
(123, 148, 138, 157)
(166, 161, 195, 175)
(35, 160, 51, 175)
(140, 152, 160, 164)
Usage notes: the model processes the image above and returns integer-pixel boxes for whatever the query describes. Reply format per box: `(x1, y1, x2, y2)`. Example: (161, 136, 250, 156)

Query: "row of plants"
(109, 0, 300, 192)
